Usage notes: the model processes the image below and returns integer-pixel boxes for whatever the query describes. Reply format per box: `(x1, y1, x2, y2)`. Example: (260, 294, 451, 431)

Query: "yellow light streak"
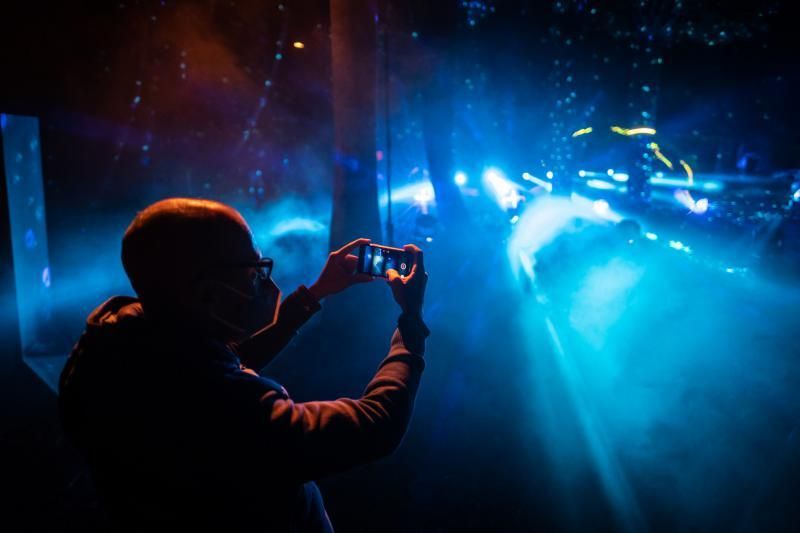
(679, 159, 694, 186)
(571, 127, 593, 138)
(611, 125, 657, 136)
(648, 142, 674, 170)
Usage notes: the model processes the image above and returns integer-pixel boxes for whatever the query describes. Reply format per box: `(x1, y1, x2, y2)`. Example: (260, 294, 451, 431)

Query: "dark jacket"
(59, 286, 428, 532)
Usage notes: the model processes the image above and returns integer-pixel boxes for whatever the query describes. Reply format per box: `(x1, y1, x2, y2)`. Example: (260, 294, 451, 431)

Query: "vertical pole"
(329, 0, 381, 248)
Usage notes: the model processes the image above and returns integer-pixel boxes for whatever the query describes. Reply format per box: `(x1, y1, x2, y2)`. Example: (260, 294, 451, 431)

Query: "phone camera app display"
(359, 245, 413, 278)
(370, 248, 385, 276)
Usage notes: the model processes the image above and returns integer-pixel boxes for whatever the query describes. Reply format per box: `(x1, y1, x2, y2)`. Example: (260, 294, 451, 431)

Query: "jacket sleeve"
(234, 285, 322, 372)
(257, 315, 429, 483)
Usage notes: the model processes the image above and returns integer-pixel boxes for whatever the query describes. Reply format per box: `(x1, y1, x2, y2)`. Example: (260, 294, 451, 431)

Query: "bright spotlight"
(607, 169, 614, 176)
(674, 189, 709, 214)
(611, 173, 629, 183)
(483, 167, 525, 209)
(414, 186, 435, 208)
(546, 170, 554, 180)
(593, 199, 610, 215)
(454, 171, 468, 186)
(578, 170, 586, 178)
(644, 232, 658, 241)
(694, 198, 709, 213)
(380, 181, 435, 209)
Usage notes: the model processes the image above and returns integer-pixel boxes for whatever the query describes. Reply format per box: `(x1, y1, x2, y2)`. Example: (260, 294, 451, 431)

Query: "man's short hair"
(121, 198, 253, 310)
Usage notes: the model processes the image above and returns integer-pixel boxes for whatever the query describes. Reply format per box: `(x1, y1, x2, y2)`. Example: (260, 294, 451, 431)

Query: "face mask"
(207, 276, 282, 340)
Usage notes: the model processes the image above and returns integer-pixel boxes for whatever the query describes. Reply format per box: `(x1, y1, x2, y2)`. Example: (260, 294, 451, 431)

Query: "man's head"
(121, 198, 280, 341)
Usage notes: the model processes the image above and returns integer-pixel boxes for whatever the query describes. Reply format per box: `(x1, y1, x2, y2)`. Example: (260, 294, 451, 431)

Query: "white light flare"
(484, 167, 525, 209)
(674, 189, 709, 214)
(522, 172, 553, 193)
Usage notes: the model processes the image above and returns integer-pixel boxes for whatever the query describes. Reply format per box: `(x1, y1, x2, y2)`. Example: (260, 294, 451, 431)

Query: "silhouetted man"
(59, 198, 429, 532)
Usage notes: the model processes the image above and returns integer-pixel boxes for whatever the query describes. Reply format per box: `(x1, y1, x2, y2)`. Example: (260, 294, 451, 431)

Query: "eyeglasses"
(210, 258, 273, 282)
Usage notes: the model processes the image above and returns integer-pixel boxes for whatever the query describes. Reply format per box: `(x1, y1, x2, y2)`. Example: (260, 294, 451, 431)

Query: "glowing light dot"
(275, 53, 283, 60)
(645, 232, 658, 241)
(593, 199, 610, 214)
(425, 236, 433, 243)
(546, 170, 554, 179)
(454, 171, 468, 186)
(578, 170, 586, 177)
(292, 41, 305, 49)
(607, 169, 615, 176)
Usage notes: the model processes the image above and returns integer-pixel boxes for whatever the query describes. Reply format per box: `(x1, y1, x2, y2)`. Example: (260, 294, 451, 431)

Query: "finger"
(386, 268, 403, 285)
(343, 254, 359, 273)
(403, 244, 424, 272)
(335, 237, 371, 257)
(353, 273, 375, 284)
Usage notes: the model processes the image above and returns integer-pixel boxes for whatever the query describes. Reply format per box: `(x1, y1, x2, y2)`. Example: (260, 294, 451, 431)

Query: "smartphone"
(357, 243, 414, 278)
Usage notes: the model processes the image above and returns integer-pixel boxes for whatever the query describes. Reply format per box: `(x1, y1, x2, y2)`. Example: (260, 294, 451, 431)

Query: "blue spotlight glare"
(586, 179, 617, 190)
(522, 172, 553, 193)
(578, 170, 587, 177)
(380, 180, 436, 206)
(668, 240, 687, 252)
(644, 232, 658, 241)
(694, 198, 709, 213)
(269, 217, 327, 237)
(592, 199, 610, 215)
(649, 175, 723, 192)
(454, 171, 468, 186)
(611, 173, 629, 183)
(483, 167, 525, 209)
(607, 168, 615, 176)
(546, 170, 554, 180)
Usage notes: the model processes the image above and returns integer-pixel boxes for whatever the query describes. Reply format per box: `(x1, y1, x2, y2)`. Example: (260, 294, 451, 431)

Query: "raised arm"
(234, 238, 374, 371)
(259, 315, 429, 482)
(255, 243, 428, 482)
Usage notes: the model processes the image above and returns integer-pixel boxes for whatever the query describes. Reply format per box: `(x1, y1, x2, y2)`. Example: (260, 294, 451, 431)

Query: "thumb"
(386, 268, 402, 285)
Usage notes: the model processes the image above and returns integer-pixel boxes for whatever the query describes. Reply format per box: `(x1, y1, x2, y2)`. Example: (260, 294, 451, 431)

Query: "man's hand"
(386, 244, 427, 316)
(308, 238, 374, 301)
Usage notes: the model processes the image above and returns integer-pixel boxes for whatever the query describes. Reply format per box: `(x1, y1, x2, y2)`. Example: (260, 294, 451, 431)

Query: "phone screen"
(358, 244, 413, 278)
